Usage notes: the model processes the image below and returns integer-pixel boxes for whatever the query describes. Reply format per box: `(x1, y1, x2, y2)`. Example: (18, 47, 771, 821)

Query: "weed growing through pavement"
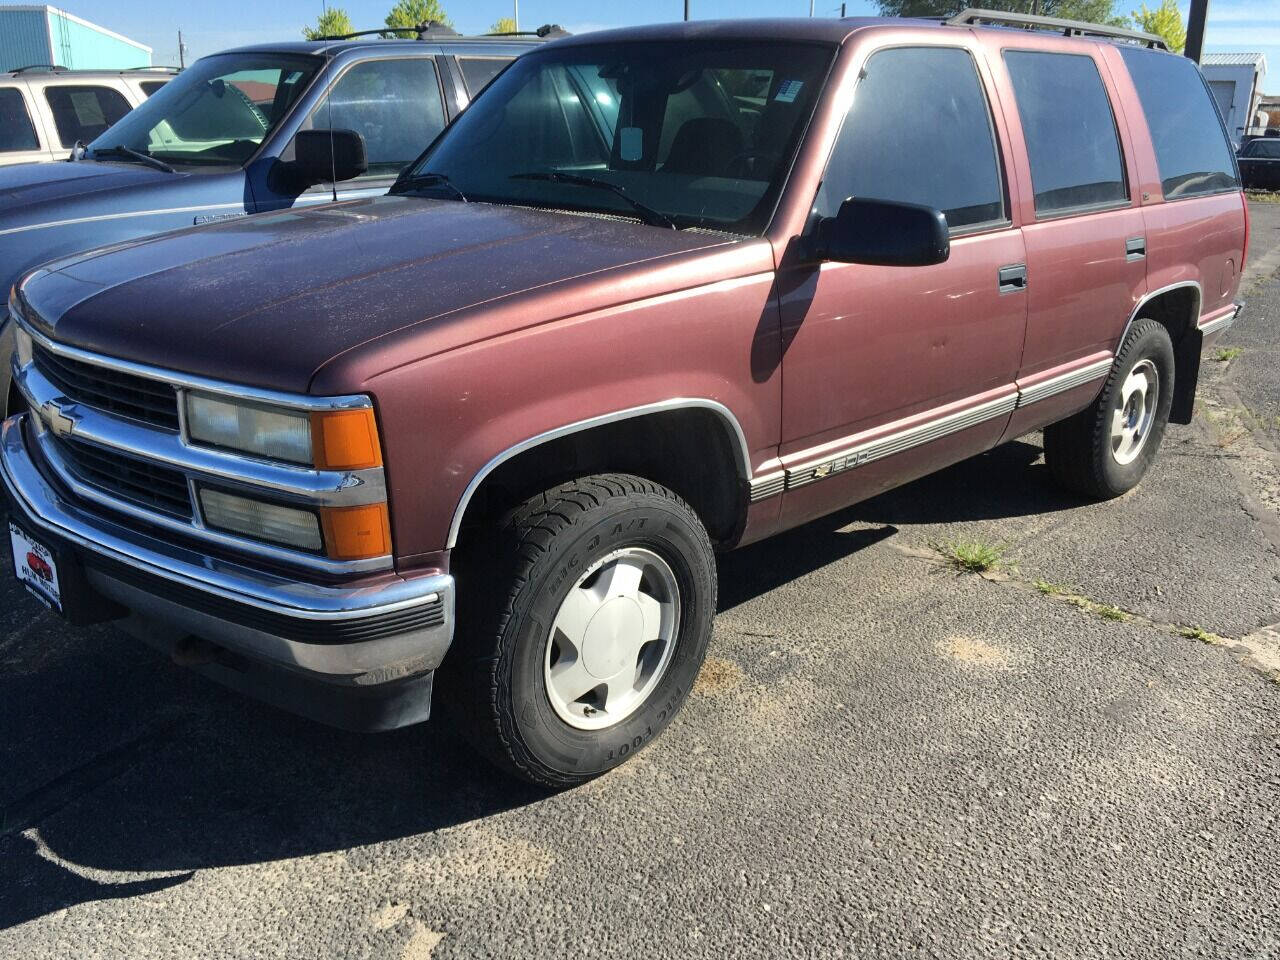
(936, 539, 1006, 573)
(1214, 347, 1243, 362)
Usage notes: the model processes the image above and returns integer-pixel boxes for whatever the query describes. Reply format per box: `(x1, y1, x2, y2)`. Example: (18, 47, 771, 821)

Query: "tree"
(489, 17, 517, 33)
(1131, 0, 1186, 52)
(303, 6, 353, 40)
(875, 0, 1125, 25)
(384, 0, 451, 31)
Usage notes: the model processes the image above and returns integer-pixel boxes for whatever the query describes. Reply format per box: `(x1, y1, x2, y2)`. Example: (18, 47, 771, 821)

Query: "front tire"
(448, 474, 717, 787)
(1044, 318, 1175, 499)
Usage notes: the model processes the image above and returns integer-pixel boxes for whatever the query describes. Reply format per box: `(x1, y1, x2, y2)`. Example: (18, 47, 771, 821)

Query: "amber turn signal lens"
(320, 503, 392, 560)
(311, 408, 383, 471)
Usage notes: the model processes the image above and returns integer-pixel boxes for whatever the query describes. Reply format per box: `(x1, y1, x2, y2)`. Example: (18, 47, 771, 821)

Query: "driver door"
(776, 43, 1028, 529)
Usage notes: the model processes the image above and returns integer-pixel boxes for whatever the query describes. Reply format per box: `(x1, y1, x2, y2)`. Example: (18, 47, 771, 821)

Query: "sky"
(38, 0, 1280, 92)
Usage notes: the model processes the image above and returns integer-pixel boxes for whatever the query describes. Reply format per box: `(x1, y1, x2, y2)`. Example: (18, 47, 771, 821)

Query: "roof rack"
(310, 19, 567, 42)
(484, 24, 571, 38)
(12, 64, 69, 74)
(123, 65, 182, 72)
(947, 8, 1168, 49)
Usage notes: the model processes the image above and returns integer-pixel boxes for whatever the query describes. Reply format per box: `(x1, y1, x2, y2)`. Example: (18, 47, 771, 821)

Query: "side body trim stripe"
(763, 358, 1113, 501)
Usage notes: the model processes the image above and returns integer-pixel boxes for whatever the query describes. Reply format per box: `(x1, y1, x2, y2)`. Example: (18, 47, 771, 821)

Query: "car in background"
(1239, 136, 1280, 190)
(0, 65, 177, 166)
(0, 23, 562, 415)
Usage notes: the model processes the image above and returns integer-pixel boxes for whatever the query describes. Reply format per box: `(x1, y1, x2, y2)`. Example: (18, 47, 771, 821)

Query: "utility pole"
(1185, 0, 1209, 62)
(809, 0, 815, 14)
(514, 0, 519, 31)
(684, 0, 689, 20)
(177, 29, 185, 68)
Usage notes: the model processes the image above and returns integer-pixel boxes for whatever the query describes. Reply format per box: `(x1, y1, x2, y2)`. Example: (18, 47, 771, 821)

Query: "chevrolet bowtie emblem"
(41, 399, 77, 438)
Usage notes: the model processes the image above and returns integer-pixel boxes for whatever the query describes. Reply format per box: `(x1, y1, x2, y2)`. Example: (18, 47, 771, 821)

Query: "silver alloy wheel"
(1111, 358, 1159, 466)
(543, 547, 681, 731)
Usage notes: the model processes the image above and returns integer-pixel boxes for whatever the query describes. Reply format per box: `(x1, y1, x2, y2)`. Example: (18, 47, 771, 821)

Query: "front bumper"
(1, 414, 455, 730)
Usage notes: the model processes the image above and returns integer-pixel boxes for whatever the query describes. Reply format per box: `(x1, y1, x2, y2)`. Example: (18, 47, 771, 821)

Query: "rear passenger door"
(0, 83, 53, 164)
(993, 45, 1148, 433)
(777, 43, 1027, 529)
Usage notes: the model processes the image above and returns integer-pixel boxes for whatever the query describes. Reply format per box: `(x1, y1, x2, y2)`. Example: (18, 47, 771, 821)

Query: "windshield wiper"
(397, 171, 468, 202)
(91, 145, 175, 174)
(510, 172, 676, 229)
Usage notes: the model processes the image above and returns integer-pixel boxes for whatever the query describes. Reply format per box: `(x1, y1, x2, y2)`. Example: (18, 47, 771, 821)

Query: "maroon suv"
(2, 13, 1247, 785)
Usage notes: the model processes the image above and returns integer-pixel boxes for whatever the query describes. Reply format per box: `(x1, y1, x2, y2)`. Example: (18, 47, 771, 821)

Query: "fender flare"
(445, 398, 753, 550)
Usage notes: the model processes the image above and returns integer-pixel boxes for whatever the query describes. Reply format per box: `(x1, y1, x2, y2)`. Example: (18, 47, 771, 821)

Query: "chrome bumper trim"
(1198, 303, 1240, 337)
(2, 414, 448, 625)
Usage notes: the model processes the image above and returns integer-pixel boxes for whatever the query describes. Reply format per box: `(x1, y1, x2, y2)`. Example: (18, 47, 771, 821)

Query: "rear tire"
(1044, 318, 1175, 499)
(447, 473, 716, 787)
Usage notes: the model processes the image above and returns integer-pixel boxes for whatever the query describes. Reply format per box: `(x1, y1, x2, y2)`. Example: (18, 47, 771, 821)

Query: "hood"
(21, 195, 732, 392)
(0, 159, 177, 223)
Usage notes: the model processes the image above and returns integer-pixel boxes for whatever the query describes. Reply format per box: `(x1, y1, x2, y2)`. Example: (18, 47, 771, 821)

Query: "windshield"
(396, 40, 834, 234)
(1245, 139, 1280, 159)
(87, 53, 322, 168)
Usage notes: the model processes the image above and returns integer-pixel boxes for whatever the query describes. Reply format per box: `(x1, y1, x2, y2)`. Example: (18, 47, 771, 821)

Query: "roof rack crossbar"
(484, 24, 570, 38)
(946, 8, 1168, 49)
(310, 20, 460, 42)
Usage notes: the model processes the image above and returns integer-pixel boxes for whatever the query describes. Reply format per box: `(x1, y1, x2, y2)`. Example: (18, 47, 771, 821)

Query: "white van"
(0, 66, 176, 165)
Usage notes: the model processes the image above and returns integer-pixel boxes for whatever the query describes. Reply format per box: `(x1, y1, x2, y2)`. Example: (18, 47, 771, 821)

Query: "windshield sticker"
(774, 80, 804, 103)
(620, 126, 643, 162)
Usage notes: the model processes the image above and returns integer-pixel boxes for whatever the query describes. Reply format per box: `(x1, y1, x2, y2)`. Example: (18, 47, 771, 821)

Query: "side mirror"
(816, 197, 950, 267)
(291, 129, 368, 185)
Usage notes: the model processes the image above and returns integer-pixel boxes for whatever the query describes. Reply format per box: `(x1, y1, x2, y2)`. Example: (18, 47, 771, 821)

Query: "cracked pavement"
(2, 203, 1279, 959)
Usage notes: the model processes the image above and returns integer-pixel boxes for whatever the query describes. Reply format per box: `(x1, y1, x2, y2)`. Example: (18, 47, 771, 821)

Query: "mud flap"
(1170, 327, 1202, 425)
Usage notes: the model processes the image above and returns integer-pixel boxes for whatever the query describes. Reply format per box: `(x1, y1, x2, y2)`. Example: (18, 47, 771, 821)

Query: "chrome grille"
(55, 436, 194, 519)
(34, 343, 180, 431)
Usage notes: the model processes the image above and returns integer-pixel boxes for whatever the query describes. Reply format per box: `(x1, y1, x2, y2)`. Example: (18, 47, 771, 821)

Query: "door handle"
(998, 263, 1027, 294)
(1126, 236, 1147, 261)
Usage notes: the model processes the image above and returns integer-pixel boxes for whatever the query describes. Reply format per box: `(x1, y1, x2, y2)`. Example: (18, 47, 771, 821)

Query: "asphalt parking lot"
(2, 202, 1280, 960)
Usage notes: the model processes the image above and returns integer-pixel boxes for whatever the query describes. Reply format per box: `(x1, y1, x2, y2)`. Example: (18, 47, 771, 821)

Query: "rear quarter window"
(0, 87, 39, 152)
(44, 84, 132, 147)
(1119, 47, 1239, 199)
(458, 57, 511, 96)
(1004, 50, 1128, 215)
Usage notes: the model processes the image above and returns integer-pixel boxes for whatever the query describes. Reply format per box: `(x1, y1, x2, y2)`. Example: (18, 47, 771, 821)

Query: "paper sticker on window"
(620, 126, 643, 161)
(69, 91, 106, 126)
(774, 80, 804, 103)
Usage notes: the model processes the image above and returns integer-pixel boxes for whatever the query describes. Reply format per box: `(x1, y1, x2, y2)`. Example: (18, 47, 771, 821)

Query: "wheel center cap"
(581, 597, 644, 679)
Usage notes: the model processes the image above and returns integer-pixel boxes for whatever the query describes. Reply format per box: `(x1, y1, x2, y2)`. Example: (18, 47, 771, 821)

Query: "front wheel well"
(453, 408, 748, 550)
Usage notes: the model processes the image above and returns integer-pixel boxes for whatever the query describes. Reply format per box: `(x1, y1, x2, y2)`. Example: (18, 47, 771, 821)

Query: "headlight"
(186, 392, 313, 464)
(14, 326, 33, 369)
(184, 392, 383, 470)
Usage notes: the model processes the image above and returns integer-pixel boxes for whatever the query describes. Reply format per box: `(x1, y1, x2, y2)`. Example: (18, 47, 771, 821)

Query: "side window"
(1118, 47, 1239, 199)
(1003, 51, 1127, 215)
(140, 81, 168, 98)
(306, 58, 447, 179)
(816, 47, 1005, 231)
(43, 85, 132, 147)
(0, 87, 40, 152)
(459, 57, 511, 96)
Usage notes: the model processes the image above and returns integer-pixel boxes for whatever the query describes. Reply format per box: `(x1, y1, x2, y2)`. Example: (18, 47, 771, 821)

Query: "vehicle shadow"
(718, 438, 1080, 610)
(0, 437, 1081, 929)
